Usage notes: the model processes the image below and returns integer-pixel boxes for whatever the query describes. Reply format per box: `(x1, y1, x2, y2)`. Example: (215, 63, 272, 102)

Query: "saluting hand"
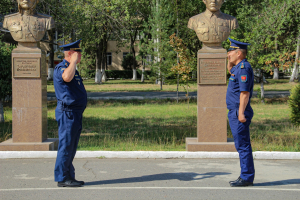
(227, 55, 234, 73)
(70, 52, 79, 64)
(238, 113, 247, 123)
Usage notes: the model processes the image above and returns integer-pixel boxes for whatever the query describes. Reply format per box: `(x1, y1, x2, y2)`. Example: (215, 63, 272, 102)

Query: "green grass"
(47, 78, 296, 93)
(254, 79, 298, 91)
(1, 98, 300, 151)
(47, 79, 198, 93)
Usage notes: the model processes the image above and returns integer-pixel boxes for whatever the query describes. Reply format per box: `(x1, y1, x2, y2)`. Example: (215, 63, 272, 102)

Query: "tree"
(228, 0, 300, 102)
(290, 35, 300, 82)
(169, 33, 196, 108)
(115, 0, 150, 80)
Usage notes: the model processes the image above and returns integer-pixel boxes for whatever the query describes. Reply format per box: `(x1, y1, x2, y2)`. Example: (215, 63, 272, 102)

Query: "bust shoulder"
(220, 13, 236, 20)
(37, 13, 55, 30)
(188, 13, 205, 29)
(4, 13, 19, 19)
(3, 13, 20, 29)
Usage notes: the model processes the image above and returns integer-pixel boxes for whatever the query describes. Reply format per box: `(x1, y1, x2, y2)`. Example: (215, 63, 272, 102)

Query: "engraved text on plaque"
(13, 58, 41, 78)
(198, 58, 226, 84)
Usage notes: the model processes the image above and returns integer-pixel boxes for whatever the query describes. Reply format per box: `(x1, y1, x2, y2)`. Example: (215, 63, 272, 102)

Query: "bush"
(121, 54, 138, 70)
(0, 40, 15, 102)
(288, 84, 300, 126)
(106, 70, 151, 79)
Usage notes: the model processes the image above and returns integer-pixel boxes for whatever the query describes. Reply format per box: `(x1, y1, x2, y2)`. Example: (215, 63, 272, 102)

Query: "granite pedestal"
(0, 43, 58, 151)
(186, 48, 236, 152)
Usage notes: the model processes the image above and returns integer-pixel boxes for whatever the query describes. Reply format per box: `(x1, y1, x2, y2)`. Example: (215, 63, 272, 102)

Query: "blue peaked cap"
(228, 38, 250, 51)
(59, 39, 82, 52)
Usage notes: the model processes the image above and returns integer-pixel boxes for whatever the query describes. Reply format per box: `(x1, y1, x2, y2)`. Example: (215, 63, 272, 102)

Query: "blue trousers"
(54, 109, 83, 182)
(228, 108, 255, 182)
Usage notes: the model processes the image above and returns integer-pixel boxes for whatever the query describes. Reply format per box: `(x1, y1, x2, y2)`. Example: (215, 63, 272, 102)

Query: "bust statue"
(188, 0, 238, 49)
(3, 0, 55, 43)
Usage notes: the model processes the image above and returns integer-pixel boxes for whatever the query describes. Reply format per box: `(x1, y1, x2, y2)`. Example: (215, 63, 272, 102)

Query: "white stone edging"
(0, 151, 300, 159)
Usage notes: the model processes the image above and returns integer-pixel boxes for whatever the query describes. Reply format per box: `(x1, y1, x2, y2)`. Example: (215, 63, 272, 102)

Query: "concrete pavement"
(47, 91, 290, 101)
(1, 158, 300, 200)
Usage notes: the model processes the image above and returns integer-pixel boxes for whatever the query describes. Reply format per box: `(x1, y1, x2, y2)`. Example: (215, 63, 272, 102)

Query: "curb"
(1, 151, 300, 160)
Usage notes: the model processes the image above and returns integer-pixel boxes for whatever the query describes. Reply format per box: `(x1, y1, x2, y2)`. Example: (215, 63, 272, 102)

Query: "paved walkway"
(47, 90, 290, 100)
(1, 158, 300, 200)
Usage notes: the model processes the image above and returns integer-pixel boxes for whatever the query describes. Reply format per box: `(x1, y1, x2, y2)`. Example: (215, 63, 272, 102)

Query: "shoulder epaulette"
(240, 63, 244, 69)
(4, 13, 19, 18)
(37, 13, 52, 18)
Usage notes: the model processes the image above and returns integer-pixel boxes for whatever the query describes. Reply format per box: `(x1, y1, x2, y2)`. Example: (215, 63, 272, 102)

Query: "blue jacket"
(53, 59, 87, 112)
(226, 59, 254, 110)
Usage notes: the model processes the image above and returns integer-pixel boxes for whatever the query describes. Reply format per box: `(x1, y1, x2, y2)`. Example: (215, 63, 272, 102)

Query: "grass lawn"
(1, 98, 299, 151)
(47, 79, 198, 93)
(47, 78, 297, 93)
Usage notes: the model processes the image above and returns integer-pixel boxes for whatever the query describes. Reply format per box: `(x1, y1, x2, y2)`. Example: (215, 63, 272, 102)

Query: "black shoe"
(230, 177, 253, 187)
(72, 179, 85, 185)
(229, 176, 241, 184)
(57, 179, 82, 187)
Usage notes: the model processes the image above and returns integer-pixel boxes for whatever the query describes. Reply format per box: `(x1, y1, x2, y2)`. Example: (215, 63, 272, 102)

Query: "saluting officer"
(53, 39, 87, 187)
(226, 38, 255, 187)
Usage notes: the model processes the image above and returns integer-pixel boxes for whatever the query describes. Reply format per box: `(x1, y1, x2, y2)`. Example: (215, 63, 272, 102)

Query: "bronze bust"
(3, 0, 55, 43)
(188, 0, 238, 48)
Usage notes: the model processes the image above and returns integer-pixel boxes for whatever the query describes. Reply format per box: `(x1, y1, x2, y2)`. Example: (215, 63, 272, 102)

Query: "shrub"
(0, 40, 15, 102)
(106, 70, 151, 79)
(121, 54, 138, 70)
(288, 84, 300, 126)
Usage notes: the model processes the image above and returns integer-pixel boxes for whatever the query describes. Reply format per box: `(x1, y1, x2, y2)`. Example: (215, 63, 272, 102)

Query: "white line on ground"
(1, 151, 300, 159)
(1, 187, 300, 192)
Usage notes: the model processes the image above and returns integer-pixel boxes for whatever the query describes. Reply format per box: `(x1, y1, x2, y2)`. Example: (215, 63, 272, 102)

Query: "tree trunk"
(141, 64, 145, 82)
(0, 100, 4, 123)
(95, 43, 102, 84)
(177, 74, 179, 103)
(290, 35, 300, 82)
(102, 69, 107, 82)
(47, 29, 54, 81)
(132, 69, 137, 80)
(273, 67, 279, 79)
(260, 70, 265, 103)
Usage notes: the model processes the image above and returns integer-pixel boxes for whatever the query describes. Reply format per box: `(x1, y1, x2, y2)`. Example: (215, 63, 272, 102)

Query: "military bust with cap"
(188, 0, 238, 48)
(53, 39, 87, 187)
(226, 38, 255, 187)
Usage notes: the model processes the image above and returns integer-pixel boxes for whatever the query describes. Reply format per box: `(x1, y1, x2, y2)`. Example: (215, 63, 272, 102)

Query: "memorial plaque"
(13, 58, 41, 78)
(198, 58, 226, 85)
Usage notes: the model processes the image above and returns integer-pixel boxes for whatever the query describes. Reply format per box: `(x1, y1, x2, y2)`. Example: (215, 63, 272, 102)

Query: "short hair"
(237, 49, 247, 58)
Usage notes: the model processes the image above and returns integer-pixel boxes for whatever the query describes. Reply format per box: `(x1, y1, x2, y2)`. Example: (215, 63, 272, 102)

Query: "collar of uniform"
(63, 59, 70, 67)
(204, 9, 222, 18)
(235, 58, 247, 68)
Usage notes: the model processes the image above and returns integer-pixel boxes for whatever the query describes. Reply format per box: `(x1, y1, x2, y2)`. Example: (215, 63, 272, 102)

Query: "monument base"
(0, 138, 59, 151)
(186, 138, 236, 152)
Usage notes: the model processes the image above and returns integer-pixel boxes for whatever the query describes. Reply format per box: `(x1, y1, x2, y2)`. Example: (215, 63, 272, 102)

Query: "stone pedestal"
(0, 43, 58, 151)
(186, 48, 236, 152)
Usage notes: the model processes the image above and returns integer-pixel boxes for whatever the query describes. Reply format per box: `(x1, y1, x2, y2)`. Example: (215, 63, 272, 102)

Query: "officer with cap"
(226, 38, 255, 187)
(53, 39, 87, 187)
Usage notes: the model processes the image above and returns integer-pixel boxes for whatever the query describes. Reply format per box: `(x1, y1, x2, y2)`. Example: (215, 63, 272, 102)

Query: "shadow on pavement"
(85, 172, 231, 186)
(255, 179, 300, 186)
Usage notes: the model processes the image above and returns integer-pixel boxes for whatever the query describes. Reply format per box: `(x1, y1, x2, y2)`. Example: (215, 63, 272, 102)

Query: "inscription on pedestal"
(198, 58, 226, 84)
(13, 58, 40, 78)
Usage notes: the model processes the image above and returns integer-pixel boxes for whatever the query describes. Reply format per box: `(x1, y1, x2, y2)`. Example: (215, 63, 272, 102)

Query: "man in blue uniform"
(226, 38, 255, 187)
(53, 39, 87, 187)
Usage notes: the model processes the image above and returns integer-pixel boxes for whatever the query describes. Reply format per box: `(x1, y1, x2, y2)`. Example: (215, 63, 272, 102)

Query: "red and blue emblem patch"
(241, 75, 247, 82)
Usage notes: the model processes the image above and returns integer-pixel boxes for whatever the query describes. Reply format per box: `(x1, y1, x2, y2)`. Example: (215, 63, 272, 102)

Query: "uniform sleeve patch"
(241, 75, 247, 82)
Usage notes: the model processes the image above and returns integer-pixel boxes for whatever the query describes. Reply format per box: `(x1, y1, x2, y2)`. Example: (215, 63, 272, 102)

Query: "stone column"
(186, 48, 236, 151)
(0, 43, 58, 151)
